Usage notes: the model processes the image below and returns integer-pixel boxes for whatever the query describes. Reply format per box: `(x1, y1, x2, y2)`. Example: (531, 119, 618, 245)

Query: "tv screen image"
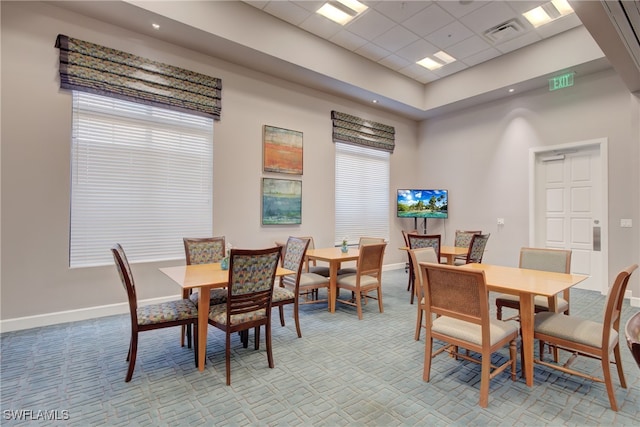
(397, 189, 448, 218)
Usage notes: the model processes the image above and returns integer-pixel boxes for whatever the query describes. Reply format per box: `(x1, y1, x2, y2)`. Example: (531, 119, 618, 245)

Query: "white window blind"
(70, 91, 213, 267)
(335, 142, 390, 245)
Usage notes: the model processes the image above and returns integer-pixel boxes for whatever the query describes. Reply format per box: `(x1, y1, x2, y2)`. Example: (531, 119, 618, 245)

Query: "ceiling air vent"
(484, 19, 524, 43)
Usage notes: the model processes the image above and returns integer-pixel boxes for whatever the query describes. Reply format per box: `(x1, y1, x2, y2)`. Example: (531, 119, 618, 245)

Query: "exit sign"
(549, 72, 575, 91)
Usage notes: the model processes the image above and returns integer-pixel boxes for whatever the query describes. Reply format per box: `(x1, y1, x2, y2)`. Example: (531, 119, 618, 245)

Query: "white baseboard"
(0, 295, 181, 333)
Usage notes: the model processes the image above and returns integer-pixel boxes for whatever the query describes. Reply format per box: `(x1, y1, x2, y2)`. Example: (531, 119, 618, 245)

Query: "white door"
(530, 139, 608, 293)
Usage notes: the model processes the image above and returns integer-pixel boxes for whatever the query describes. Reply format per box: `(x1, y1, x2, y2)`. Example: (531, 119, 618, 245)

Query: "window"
(335, 142, 390, 245)
(70, 92, 213, 267)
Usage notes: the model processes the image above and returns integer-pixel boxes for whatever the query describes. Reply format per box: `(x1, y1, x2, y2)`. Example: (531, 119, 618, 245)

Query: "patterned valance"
(331, 111, 395, 153)
(55, 34, 222, 120)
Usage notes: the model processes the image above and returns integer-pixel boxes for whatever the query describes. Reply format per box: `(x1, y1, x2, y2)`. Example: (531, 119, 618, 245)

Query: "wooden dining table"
(457, 263, 588, 387)
(160, 262, 294, 371)
(305, 247, 360, 313)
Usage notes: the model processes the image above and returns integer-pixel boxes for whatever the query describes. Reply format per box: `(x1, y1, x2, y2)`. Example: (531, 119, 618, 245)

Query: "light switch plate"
(620, 219, 632, 228)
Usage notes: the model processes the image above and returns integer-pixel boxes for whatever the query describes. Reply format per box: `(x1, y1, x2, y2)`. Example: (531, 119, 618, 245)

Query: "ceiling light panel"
(316, 0, 368, 25)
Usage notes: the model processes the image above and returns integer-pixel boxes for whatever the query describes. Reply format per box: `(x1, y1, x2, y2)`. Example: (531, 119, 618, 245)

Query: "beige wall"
(1, 1, 638, 329)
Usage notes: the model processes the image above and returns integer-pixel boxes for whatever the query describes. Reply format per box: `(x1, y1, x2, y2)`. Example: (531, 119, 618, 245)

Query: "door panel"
(532, 141, 605, 293)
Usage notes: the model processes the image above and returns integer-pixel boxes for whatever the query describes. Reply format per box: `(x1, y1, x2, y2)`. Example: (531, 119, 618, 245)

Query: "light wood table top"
(457, 263, 588, 387)
(400, 245, 468, 265)
(160, 262, 294, 371)
(306, 247, 359, 313)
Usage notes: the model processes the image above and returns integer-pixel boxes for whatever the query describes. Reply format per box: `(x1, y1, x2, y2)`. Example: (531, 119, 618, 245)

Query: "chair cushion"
(308, 266, 330, 277)
(336, 274, 379, 287)
(431, 316, 518, 346)
(337, 268, 357, 276)
(208, 304, 267, 326)
(534, 312, 618, 349)
(496, 294, 569, 312)
(137, 299, 198, 325)
(189, 288, 228, 306)
(299, 273, 329, 287)
(272, 286, 295, 303)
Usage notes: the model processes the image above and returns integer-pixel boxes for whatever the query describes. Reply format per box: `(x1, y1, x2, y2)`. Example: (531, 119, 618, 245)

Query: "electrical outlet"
(497, 218, 505, 225)
(620, 219, 632, 228)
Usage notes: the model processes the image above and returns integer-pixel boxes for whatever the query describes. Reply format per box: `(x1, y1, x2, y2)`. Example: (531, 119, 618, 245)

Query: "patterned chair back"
(282, 237, 310, 288)
(454, 230, 481, 248)
(226, 247, 281, 318)
(183, 236, 226, 265)
(408, 234, 441, 260)
(465, 234, 490, 264)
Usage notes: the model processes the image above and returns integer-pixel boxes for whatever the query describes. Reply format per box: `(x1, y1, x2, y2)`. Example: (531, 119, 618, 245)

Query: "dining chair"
(453, 230, 481, 264)
(456, 233, 490, 265)
(408, 247, 439, 341)
(181, 236, 228, 347)
(420, 262, 518, 408)
(495, 247, 572, 321)
(335, 242, 387, 320)
(625, 311, 640, 369)
(298, 236, 331, 277)
(406, 233, 441, 304)
(533, 264, 638, 411)
(402, 229, 418, 289)
(207, 246, 281, 385)
(271, 236, 310, 338)
(111, 244, 199, 382)
(336, 236, 385, 276)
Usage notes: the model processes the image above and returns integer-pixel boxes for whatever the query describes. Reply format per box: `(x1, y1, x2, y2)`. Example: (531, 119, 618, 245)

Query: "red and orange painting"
(263, 125, 303, 175)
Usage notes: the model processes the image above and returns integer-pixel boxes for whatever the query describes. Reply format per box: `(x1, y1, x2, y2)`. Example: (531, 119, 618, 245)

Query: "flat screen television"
(397, 189, 448, 219)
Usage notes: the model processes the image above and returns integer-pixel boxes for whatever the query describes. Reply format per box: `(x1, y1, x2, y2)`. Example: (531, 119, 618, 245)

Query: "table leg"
(444, 255, 455, 265)
(197, 286, 211, 371)
(181, 288, 190, 347)
(329, 262, 338, 313)
(519, 292, 534, 387)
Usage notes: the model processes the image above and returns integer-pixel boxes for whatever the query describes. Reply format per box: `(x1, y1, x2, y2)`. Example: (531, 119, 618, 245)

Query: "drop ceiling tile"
(378, 53, 411, 71)
(495, 31, 542, 54)
(372, 25, 420, 51)
(432, 60, 468, 77)
(372, 0, 431, 23)
(459, 1, 520, 34)
(354, 42, 392, 62)
(437, 0, 490, 18)
(402, 4, 455, 37)
(535, 14, 582, 39)
(347, 9, 397, 40)
(425, 21, 474, 49)
(290, 0, 325, 13)
(300, 12, 343, 39)
(330, 29, 368, 51)
(396, 38, 439, 62)
(461, 47, 501, 67)
(264, 1, 311, 25)
(446, 35, 492, 59)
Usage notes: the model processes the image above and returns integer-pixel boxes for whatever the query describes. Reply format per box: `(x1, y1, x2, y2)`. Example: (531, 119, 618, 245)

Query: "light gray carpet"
(1, 268, 639, 426)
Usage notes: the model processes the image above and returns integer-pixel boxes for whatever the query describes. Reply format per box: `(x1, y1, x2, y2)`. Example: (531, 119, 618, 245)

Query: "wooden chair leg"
(377, 288, 384, 314)
(125, 332, 138, 383)
(225, 332, 232, 386)
(509, 339, 517, 381)
(356, 291, 363, 320)
(414, 306, 423, 341)
(479, 353, 491, 408)
(293, 301, 302, 338)
(254, 326, 260, 350)
(601, 352, 618, 411)
(613, 344, 626, 388)
(278, 305, 285, 327)
(266, 322, 274, 369)
(496, 304, 503, 320)
(186, 324, 192, 349)
(423, 337, 433, 381)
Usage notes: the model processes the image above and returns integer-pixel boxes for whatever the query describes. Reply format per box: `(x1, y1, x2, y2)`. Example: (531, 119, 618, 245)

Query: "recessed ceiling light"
(316, 0, 368, 25)
(508, 88, 515, 93)
(417, 57, 443, 71)
(523, 0, 574, 28)
(152, 23, 160, 30)
(372, 99, 378, 104)
(433, 51, 456, 64)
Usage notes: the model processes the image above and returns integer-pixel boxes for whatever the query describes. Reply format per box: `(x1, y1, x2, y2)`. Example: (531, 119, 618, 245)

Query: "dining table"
(456, 262, 588, 387)
(160, 262, 294, 371)
(305, 247, 360, 313)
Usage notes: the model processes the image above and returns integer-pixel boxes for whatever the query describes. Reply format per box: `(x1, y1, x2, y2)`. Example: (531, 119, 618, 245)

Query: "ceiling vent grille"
(484, 19, 524, 43)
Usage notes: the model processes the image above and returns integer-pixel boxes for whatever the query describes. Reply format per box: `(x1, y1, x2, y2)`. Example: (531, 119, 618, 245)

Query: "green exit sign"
(549, 72, 575, 91)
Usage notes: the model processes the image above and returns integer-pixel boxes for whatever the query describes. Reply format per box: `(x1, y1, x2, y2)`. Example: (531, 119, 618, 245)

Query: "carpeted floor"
(1, 268, 639, 426)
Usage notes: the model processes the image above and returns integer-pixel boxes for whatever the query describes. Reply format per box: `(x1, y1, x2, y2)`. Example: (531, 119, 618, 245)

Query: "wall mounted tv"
(397, 189, 448, 219)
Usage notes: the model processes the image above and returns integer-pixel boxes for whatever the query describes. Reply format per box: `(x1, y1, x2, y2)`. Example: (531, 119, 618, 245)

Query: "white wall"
(1, 2, 638, 330)
(418, 70, 640, 294)
(0, 1, 418, 325)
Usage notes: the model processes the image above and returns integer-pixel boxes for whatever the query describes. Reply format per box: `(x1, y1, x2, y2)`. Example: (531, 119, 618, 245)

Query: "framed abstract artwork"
(262, 178, 302, 225)
(263, 125, 303, 175)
